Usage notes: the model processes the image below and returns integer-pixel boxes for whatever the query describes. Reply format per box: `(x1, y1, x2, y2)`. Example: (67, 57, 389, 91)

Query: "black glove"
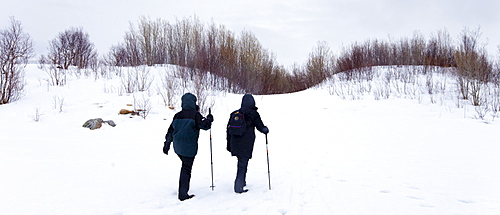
(262, 126, 269, 134)
(163, 143, 170, 155)
(206, 113, 214, 122)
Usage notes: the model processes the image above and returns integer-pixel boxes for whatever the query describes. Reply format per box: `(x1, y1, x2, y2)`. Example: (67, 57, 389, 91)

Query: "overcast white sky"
(2, 0, 499, 66)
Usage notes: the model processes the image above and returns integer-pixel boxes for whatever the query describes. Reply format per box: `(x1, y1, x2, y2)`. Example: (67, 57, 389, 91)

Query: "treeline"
(335, 28, 496, 107)
(2, 16, 499, 106)
(335, 29, 492, 76)
(336, 31, 455, 73)
(107, 17, 498, 96)
(106, 16, 321, 94)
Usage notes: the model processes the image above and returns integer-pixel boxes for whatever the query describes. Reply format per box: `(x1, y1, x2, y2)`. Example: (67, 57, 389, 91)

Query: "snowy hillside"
(1, 65, 499, 214)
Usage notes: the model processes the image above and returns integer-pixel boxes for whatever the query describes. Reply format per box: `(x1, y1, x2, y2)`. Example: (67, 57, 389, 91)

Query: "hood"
(240, 94, 257, 111)
(181, 93, 197, 111)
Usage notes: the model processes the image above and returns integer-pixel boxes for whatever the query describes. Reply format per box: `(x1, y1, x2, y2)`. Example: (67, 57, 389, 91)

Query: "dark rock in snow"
(82, 118, 116, 130)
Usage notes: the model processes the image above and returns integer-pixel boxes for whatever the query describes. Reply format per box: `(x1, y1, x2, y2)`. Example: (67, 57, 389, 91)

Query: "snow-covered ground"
(1, 65, 499, 214)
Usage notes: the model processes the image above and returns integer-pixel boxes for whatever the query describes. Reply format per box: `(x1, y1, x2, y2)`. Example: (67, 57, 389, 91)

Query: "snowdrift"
(1, 65, 499, 214)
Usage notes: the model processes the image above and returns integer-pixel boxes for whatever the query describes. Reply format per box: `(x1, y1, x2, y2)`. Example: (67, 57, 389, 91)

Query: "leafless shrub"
(52, 96, 65, 113)
(468, 79, 487, 106)
(39, 62, 66, 86)
(172, 66, 191, 89)
(455, 94, 465, 109)
(30, 107, 43, 122)
(490, 88, 500, 120)
(325, 76, 336, 95)
(373, 79, 391, 100)
(157, 68, 179, 108)
(133, 93, 152, 119)
(426, 72, 435, 95)
(134, 66, 153, 92)
(190, 72, 214, 114)
(91, 59, 109, 80)
(102, 81, 117, 94)
(119, 66, 152, 94)
(474, 99, 489, 120)
(333, 82, 349, 100)
(121, 68, 137, 94)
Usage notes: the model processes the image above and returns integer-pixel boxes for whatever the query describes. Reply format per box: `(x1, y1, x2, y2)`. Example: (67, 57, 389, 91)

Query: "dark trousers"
(234, 156, 250, 192)
(178, 155, 195, 200)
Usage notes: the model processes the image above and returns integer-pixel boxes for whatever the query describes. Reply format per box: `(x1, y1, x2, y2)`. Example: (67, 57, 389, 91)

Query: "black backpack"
(227, 110, 247, 136)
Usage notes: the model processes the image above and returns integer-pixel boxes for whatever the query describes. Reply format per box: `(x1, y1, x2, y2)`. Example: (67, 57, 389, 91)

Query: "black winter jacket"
(226, 94, 268, 159)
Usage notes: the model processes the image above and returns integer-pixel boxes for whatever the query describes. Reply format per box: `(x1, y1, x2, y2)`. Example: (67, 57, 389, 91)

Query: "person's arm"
(163, 122, 174, 154)
(226, 115, 232, 152)
(253, 112, 269, 134)
(195, 112, 212, 130)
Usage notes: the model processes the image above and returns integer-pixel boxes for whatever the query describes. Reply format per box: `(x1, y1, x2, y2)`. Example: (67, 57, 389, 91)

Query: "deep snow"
(1, 65, 499, 215)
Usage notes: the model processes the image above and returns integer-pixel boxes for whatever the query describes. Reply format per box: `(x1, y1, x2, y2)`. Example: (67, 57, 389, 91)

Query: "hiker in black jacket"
(163, 93, 213, 201)
(226, 94, 269, 193)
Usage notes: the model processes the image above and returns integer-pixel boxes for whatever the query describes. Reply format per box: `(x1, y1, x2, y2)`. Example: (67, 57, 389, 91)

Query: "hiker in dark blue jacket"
(164, 93, 213, 201)
(226, 94, 268, 193)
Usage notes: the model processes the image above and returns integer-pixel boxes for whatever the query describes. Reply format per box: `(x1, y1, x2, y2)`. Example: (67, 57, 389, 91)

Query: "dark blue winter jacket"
(226, 94, 268, 159)
(165, 93, 211, 157)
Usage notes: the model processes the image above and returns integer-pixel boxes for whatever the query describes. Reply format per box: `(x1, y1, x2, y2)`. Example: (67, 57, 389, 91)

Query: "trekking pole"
(209, 108, 215, 191)
(265, 133, 271, 190)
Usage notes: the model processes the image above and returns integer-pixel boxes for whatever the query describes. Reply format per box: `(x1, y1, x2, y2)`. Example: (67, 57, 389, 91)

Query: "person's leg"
(178, 155, 195, 200)
(234, 156, 249, 193)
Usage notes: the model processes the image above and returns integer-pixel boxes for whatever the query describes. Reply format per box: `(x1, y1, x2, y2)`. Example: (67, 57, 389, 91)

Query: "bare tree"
(107, 44, 129, 67)
(306, 41, 334, 86)
(0, 17, 34, 104)
(40, 27, 97, 70)
(425, 30, 454, 67)
(38, 28, 97, 86)
(454, 27, 492, 105)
